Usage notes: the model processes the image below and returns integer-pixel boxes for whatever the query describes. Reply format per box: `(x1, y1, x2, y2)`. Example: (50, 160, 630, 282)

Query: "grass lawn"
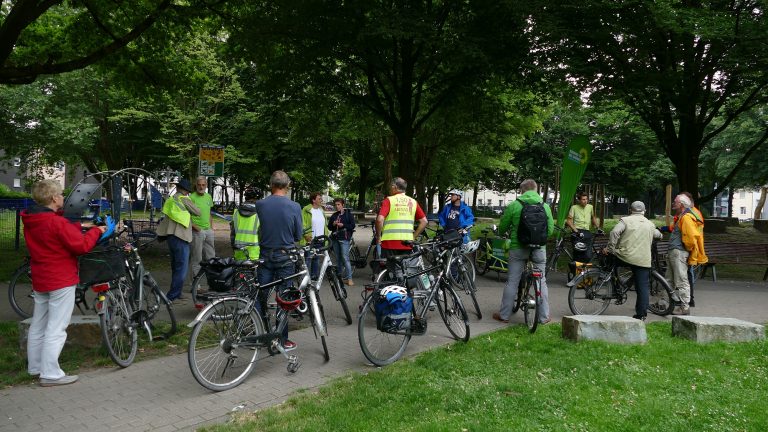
(206, 322, 768, 432)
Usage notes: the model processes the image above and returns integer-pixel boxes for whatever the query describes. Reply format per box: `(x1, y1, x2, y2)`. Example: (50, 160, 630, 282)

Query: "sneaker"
(282, 340, 297, 350)
(344, 279, 354, 286)
(632, 314, 646, 321)
(492, 312, 509, 323)
(689, 299, 696, 308)
(39, 375, 78, 387)
(672, 306, 691, 316)
(540, 318, 552, 325)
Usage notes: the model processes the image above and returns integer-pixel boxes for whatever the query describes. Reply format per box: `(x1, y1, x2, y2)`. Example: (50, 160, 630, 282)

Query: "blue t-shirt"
(254, 195, 303, 249)
(444, 204, 462, 231)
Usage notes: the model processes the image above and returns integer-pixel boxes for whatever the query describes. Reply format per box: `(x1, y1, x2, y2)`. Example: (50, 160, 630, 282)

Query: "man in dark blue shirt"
(438, 189, 475, 243)
(254, 170, 303, 350)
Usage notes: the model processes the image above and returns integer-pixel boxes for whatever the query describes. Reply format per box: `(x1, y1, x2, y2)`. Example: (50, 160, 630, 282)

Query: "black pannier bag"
(79, 247, 127, 286)
(202, 257, 236, 292)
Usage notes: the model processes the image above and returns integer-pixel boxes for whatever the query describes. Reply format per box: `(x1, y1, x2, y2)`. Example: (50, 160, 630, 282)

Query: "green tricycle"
(474, 225, 509, 279)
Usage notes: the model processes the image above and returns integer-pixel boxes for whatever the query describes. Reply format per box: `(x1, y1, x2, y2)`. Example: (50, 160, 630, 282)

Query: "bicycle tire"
(458, 259, 481, 319)
(475, 241, 489, 275)
(567, 269, 612, 315)
(512, 275, 525, 313)
(357, 291, 411, 366)
(545, 248, 561, 276)
(329, 271, 352, 325)
(465, 254, 477, 283)
(100, 280, 138, 368)
(190, 269, 207, 306)
(349, 242, 364, 275)
(187, 298, 264, 391)
(647, 270, 675, 316)
(308, 287, 330, 361)
(143, 274, 177, 340)
(435, 283, 470, 342)
(522, 277, 540, 333)
(8, 261, 34, 319)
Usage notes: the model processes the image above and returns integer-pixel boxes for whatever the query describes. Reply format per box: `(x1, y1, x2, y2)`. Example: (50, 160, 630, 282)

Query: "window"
(740, 191, 746, 199)
(13, 178, 20, 188)
(12, 157, 20, 167)
(499, 200, 504, 206)
(741, 207, 747, 215)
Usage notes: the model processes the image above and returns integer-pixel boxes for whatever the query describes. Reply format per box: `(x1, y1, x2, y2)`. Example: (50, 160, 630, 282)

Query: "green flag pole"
(556, 135, 592, 231)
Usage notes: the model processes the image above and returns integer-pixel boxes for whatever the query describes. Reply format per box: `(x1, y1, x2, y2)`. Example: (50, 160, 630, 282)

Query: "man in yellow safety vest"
(375, 177, 428, 259)
(156, 178, 200, 302)
(231, 189, 260, 260)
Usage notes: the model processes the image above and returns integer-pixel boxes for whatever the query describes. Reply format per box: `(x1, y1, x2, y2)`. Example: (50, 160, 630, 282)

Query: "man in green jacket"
(493, 179, 554, 324)
(301, 192, 329, 279)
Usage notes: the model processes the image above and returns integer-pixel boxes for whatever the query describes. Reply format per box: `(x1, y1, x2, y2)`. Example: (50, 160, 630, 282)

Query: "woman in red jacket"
(22, 180, 106, 387)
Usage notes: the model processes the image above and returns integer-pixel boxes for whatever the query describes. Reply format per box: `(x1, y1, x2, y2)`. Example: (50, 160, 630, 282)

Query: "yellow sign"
(199, 146, 224, 162)
(199, 145, 224, 176)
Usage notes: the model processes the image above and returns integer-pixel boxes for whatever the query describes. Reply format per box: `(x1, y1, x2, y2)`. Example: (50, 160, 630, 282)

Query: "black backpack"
(517, 199, 548, 247)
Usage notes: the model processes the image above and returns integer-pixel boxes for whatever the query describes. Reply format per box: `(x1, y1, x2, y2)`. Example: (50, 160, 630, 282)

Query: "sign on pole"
(556, 135, 592, 229)
(199, 145, 224, 177)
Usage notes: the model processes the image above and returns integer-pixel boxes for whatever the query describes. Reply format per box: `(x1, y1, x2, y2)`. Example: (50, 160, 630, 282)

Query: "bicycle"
(474, 225, 509, 278)
(8, 257, 95, 319)
(187, 243, 330, 391)
(511, 259, 544, 333)
(348, 222, 380, 277)
(91, 235, 177, 367)
(358, 237, 470, 366)
(567, 250, 675, 317)
(444, 228, 482, 319)
(546, 225, 603, 281)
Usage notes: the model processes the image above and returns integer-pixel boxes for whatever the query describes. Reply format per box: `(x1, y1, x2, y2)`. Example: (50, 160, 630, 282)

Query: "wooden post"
(665, 184, 672, 227)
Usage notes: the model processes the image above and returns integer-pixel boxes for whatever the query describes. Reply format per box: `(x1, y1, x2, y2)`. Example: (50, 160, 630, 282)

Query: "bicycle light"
(91, 282, 110, 292)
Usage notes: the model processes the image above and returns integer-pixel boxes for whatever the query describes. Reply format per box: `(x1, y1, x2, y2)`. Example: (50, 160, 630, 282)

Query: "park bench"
(698, 242, 768, 282)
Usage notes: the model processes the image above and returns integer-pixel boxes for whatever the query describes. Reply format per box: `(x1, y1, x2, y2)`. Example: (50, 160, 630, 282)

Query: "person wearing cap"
(666, 193, 707, 315)
(603, 201, 662, 320)
(230, 188, 260, 261)
(375, 177, 428, 259)
(156, 178, 201, 302)
(438, 189, 475, 243)
(189, 176, 215, 283)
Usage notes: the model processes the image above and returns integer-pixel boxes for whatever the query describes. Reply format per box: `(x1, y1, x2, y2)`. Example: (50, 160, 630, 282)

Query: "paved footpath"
(2, 236, 767, 431)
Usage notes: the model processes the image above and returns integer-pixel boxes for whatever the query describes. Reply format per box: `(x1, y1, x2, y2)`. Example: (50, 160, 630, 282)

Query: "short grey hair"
(392, 177, 407, 192)
(520, 179, 537, 193)
(270, 170, 290, 189)
(676, 194, 692, 208)
(32, 179, 62, 205)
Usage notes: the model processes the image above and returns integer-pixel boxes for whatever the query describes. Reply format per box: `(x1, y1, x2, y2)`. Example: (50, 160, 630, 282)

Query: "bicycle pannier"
(374, 285, 413, 332)
(516, 199, 548, 247)
(79, 247, 127, 285)
(203, 257, 236, 292)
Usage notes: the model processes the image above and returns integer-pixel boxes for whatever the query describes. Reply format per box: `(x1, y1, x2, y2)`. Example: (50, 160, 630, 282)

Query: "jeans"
(615, 258, 651, 318)
(258, 249, 296, 342)
(27, 285, 76, 379)
(331, 239, 352, 281)
(189, 228, 215, 279)
(499, 247, 550, 322)
(167, 235, 190, 301)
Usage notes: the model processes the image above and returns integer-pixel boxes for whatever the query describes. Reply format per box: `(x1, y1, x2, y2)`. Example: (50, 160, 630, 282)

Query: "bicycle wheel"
(568, 269, 612, 315)
(457, 258, 481, 319)
(188, 298, 264, 391)
(522, 277, 540, 333)
(647, 270, 675, 316)
(143, 274, 177, 340)
(358, 291, 411, 366)
(435, 283, 470, 341)
(100, 281, 138, 368)
(8, 261, 34, 319)
(190, 269, 207, 306)
(349, 242, 363, 277)
(308, 287, 330, 362)
(475, 241, 489, 275)
(512, 275, 525, 313)
(545, 247, 561, 276)
(328, 271, 352, 325)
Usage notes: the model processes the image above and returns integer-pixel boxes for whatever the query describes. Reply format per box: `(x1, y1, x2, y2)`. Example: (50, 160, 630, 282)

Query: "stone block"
(704, 218, 727, 234)
(19, 315, 103, 354)
(562, 315, 647, 344)
(672, 316, 764, 343)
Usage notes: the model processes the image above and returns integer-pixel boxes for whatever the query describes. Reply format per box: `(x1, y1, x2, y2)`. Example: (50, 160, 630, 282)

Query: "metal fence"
(0, 199, 34, 250)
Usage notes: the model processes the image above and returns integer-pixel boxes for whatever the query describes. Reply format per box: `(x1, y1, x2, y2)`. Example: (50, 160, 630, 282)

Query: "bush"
(0, 183, 30, 199)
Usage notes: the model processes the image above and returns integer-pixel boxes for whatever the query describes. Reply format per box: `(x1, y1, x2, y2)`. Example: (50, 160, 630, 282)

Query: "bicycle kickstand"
(271, 340, 301, 373)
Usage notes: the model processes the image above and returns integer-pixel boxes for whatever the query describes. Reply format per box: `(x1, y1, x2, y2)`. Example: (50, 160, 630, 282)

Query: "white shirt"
(311, 208, 325, 237)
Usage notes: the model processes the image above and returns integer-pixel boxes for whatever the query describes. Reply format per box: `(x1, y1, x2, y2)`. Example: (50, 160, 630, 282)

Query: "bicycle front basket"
(79, 247, 127, 285)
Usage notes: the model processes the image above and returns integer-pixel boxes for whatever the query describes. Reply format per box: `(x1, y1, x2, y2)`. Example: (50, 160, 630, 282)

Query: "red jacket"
(22, 206, 102, 292)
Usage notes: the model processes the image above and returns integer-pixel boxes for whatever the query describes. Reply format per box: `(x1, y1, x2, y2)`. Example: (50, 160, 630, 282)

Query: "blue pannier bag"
(374, 285, 413, 332)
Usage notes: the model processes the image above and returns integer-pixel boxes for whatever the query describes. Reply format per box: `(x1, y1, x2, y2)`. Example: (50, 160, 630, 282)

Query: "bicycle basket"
(79, 247, 126, 285)
(461, 240, 480, 254)
(439, 229, 463, 248)
(374, 285, 413, 333)
(202, 257, 236, 292)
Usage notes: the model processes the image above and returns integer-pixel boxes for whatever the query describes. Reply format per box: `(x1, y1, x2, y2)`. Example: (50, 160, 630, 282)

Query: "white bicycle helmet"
(461, 240, 480, 254)
(380, 285, 408, 304)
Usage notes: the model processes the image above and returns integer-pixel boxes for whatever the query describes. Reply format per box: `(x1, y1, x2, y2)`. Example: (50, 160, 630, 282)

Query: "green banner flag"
(556, 135, 592, 229)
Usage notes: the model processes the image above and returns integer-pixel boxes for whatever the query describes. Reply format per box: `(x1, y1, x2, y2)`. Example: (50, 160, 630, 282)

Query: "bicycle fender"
(187, 295, 241, 327)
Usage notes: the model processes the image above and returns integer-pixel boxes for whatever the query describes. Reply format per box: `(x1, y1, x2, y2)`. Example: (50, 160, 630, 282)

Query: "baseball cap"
(630, 201, 646, 214)
(448, 189, 463, 198)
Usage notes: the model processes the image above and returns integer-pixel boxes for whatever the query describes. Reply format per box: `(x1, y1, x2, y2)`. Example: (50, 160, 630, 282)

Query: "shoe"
(689, 299, 695, 308)
(177, 294, 187, 300)
(282, 340, 297, 350)
(492, 312, 509, 323)
(344, 279, 354, 286)
(672, 306, 691, 316)
(39, 375, 78, 387)
(632, 314, 646, 321)
(540, 318, 552, 325)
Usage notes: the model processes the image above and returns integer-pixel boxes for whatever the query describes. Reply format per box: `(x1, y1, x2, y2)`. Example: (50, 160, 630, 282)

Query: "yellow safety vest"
(232, 210, 260, 260)
(161, 195, 191, 228)
(381, 194, 417, 241)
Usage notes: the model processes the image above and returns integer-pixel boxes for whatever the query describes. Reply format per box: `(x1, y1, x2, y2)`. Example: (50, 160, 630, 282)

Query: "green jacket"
(301, 204, 329, 246)
(498, 190, 554, 250)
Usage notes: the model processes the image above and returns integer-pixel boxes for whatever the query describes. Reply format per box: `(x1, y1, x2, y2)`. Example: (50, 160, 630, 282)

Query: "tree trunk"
(472, 183, 479, 209)
(381, 134, 396, 196)
(727, 188, 734, 218)
(754, 187, 767, 220)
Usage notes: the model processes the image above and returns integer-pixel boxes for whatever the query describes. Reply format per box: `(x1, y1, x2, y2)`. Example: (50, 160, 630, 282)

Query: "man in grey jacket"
(604, 201, 662, 320)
